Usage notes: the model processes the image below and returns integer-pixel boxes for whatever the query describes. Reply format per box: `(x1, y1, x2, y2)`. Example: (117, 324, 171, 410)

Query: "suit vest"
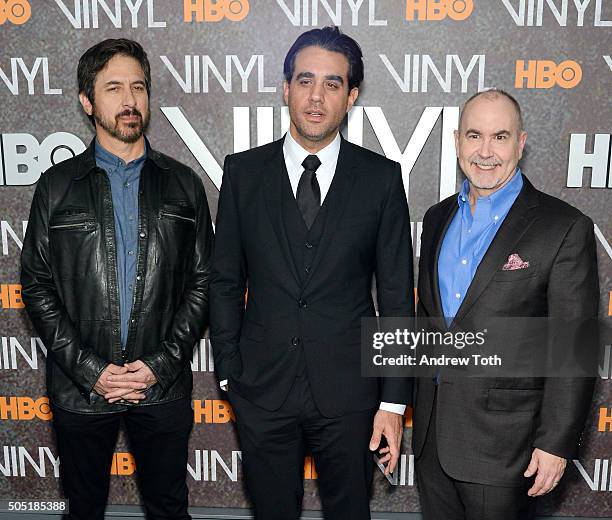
(280, 165, 329, 375)
(281, 165, 329, 287)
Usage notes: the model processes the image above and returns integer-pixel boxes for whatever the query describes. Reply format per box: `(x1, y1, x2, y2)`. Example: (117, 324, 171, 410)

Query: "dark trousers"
(415, 391, 537, 520)
(52, 398, 193, 520)
(229, 372, 377, 520)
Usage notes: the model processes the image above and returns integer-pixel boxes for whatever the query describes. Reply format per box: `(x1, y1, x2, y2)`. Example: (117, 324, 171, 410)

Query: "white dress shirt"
(221, 131, 406, 416)
(283, 129, 340, 202)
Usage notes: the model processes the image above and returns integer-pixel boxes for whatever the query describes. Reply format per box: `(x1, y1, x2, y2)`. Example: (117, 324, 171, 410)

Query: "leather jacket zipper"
(50, 221, 95, 230)
(159, 210, 195, 224)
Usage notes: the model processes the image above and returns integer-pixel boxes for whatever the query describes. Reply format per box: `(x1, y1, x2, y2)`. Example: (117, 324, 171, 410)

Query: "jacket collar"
(74, 136, 170, 180)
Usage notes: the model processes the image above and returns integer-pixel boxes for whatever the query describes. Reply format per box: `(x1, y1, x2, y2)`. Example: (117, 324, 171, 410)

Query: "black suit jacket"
(210, 136, 414, 417)
(413, 175, 598, 486)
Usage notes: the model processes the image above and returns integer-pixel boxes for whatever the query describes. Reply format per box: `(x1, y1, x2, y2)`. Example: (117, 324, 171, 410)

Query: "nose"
(122, 87, 136, 108)
(309, 82, 323, 104)
(478, 137, 493, 157)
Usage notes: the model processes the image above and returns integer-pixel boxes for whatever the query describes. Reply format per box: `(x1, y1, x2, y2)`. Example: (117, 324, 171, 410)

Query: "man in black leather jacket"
(20, 39, 213, 520)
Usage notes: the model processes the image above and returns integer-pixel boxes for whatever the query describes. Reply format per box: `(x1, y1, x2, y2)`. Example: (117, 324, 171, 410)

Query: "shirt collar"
(94, 138, 147, 174)
(457, 168, 523, 215)
(283, 130, 341, 173)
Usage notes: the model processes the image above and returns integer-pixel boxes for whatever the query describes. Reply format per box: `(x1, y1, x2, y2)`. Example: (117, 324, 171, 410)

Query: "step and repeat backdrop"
(1, 0, 611, 516)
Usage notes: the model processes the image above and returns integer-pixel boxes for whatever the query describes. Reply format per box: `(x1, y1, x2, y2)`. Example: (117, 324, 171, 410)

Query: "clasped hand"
(93, 360, 157, 404)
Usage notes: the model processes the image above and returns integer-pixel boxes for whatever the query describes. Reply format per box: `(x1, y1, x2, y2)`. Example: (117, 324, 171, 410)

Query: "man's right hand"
(93, 364, 147, 403)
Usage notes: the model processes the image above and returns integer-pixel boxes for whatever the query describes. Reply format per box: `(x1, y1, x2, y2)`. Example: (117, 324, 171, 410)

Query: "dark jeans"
(52, 398, 193, 520)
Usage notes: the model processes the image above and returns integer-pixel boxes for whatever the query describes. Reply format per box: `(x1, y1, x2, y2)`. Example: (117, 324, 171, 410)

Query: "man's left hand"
(105, 360, 157, 403)
(369, 410, 404, 475)
(524, 448, 567, 496)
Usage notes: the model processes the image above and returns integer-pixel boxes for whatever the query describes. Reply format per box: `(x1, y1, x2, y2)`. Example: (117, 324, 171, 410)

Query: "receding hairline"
(458, 89, 524, 133)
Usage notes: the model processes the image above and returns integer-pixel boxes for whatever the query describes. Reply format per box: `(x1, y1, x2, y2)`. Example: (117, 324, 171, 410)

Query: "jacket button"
(298, 299, 307, 308)
(139, 232, 146, 238)
(136, 275, 141, 281)
(305, 242, 313, 249)
(291, 337, 301, 347)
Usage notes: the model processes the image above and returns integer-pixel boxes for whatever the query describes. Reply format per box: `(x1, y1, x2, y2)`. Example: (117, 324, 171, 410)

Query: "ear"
(518, 130, 528, 158)
(283, 80, 289, 106)
(346, 87, 359, 112)
(454, 129, 460, 157)
(79, 93, 93, 116)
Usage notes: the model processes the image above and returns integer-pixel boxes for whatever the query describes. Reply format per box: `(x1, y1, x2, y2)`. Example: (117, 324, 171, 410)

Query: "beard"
(93, 106, 150, 144)
(293, 118, 339, 144)
(289, 101, 345, 146)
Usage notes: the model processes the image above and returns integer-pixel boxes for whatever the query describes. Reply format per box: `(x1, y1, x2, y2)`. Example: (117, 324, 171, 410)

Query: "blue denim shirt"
(95, 140, 146, 348)
(438, 169, 524, 322)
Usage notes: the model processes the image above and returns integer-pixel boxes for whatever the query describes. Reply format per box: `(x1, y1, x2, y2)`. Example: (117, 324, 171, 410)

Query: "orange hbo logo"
(406, 0, 473, 21)
(193, 399, 235, 424)
(0, 396, 52, 421)
(304, 456, 318, 480)
(0, 284, 25, 309)
(111, 452, 136, 475)
(0, 0, 31, 25)
(184, 0, 249, 22)
(599, 407, 612, 432)
(515, 60, 582, 89)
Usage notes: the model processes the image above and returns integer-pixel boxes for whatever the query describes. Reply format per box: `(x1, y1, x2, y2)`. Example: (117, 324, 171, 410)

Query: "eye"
(133, 85, 145, 91)
(496, 134, 507, 140)
(467, 133, 479, 139)
(326, 82, 339, 89)
(299, 78, 312, 86)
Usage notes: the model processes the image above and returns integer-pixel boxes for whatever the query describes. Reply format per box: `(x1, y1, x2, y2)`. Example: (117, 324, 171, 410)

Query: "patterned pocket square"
(502, 253, 530, 270)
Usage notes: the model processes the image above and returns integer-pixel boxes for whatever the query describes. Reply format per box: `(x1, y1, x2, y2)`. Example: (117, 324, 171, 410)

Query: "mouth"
(305, 109, 325, 122)
(116, 109, 142, 123)
(471, 162, 500, 171)
(118, 115, 141, 123)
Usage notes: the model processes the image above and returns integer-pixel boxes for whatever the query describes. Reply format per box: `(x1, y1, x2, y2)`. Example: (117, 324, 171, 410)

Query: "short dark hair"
(283, 26, 364, 91)
(459, 88, 524, 132)
(77, 39, 151, 123)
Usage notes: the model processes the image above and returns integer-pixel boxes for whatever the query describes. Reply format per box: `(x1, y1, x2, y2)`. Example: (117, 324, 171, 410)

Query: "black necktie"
(297, 154, 321, 229)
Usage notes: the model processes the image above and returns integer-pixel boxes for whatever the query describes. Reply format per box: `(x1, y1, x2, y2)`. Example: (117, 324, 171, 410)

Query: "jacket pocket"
(155, 203, 196, 270)
(486, 388, 543, 412)
(49, 214, 99, 278)
(241, 320, 264, 342)
(158, 202, 195, 224)
(491, 263, 538, 282)
(50, 213, 97, 232)
(338, 210, 378, 229)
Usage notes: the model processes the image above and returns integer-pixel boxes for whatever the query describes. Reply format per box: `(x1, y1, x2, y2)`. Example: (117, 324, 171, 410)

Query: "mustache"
(116, 108, 143, 119)
(470, 156, 502, 167)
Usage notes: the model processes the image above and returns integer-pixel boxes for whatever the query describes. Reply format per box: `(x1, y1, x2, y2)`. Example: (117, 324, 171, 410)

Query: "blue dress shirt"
(95, 140, 146, 348)
(438, 169, 524, 321)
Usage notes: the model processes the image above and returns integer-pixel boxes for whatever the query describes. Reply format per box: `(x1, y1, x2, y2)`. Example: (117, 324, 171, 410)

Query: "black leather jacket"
(21, 140, 213, 413)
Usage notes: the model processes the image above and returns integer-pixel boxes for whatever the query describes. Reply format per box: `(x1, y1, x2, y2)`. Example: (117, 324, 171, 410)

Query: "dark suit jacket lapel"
(302, 137, 356, 290)
(453, 176, 540, 323)
(262, 138, 301, 288)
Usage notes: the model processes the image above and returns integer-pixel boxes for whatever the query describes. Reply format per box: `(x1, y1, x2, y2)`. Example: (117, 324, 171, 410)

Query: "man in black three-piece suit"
(210, 27, 414, 519)
(413, 89, 599, 519)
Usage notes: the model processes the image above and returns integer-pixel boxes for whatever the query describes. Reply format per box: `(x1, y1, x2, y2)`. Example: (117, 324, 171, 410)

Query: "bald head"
(459, 89, 523, 134)
(454, 89, 528, 199)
